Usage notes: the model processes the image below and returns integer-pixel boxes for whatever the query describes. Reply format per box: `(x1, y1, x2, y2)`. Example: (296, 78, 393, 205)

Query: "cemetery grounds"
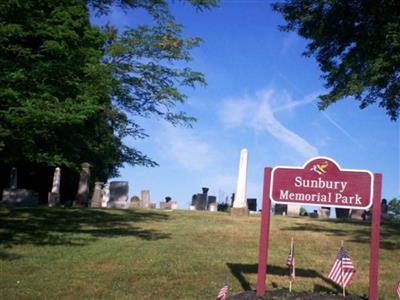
(0, 207, 399, 299)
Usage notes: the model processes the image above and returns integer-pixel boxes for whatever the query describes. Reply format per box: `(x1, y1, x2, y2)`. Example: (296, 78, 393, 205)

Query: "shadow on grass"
(227, 263, 340, 293)
(280, 218, 400, 250)
(0, 206, 171, 259)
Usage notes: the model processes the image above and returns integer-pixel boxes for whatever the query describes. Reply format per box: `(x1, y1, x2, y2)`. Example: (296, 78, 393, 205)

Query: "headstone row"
(190, 187, 217, 211)
(1, 167, 39, 206)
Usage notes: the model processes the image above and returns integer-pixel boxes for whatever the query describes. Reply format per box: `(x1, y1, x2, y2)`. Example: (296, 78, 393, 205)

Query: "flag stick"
(289, 237, 294, 293)
(341, 240, 345, 297)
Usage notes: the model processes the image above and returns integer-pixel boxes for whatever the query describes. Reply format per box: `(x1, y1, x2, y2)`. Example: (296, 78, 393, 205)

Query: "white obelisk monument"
(231, 148, 249, 216)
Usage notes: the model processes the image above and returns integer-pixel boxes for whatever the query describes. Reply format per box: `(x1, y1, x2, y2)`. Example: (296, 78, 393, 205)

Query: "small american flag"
(396, 281, 400, 299)
(216, 280, 228, 300)
(287, 243, 295, 279)
(328, 246, 356, 288)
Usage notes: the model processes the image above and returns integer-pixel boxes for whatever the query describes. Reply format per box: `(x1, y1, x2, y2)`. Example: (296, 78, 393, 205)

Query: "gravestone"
(1, 167, 38, 206)
(191, 188, 209, 210)
(159, 202, 170, 209)
(191, 194, 196, 206)
(2, 189, 39, 206)
(141, 190, 151, 208)
(160, 196, 176, 210)
(287, 205, 300, 216)
(350, 209, 364, 220)
(335, 208, 350, 219)
(231, 148, 249, 216)
(207, 195, 217, 210)
(209, 202, 217, 212)
(101, 184, 110, 208)
(130, 196, 140, 208)
(274, 204, 287, 215)
(197, 187, 208, 210)
(320, 207, 331, 218)
(48, 167, 61, 207)
(247, 198, 257, 212)
(381, 199, 389, 220)
(75, 163, 91, 207)
(10, 167, 17, 189)
(90, 182, 103, 208)
(310, 210, 319, 218)
(170, 201, 177, 210)
(108, 181, 129, 209)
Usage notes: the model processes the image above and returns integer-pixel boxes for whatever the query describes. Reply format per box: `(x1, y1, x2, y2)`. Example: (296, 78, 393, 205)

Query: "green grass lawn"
(0, 206, 399, 299)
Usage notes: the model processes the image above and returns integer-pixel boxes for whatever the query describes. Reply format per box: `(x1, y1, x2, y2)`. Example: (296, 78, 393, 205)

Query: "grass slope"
(0, 207, 399, 299)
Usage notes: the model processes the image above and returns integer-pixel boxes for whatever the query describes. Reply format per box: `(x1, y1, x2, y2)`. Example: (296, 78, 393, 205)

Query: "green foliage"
(299, 206, 307, 216)
(0, 1, 109, 172)
(388, 197, 400, 215)
(0, 0, 217, 181)
(272, 0, 400, 120)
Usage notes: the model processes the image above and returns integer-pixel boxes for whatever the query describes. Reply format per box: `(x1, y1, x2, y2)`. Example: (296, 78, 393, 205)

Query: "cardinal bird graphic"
(310, 161, 329, 175)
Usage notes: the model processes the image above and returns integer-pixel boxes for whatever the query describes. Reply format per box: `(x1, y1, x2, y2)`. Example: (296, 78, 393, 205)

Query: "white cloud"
(157, 124, 220, 171)
(322, 112, 363, 148)
(218, 95, 254, 128)
(219, 88, 319, 159)
(272, 91, 319, 113)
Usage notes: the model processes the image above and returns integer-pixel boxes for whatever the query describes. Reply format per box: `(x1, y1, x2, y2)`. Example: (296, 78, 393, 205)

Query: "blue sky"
(92, 1, 399, 209)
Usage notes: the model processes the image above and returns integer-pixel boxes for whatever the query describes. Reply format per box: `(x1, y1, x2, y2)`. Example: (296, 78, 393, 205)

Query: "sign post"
(369, 173, 382, 300)
(256, 157, 381, 298)
(256, 168, 272, 296)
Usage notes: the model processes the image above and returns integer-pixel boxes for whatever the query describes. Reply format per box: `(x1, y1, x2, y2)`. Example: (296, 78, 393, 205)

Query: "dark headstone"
(191, 187, 210, 210)
(247, 198, 257, 212)
(10, 167, 17, 189)
(335, 208, 350, 219)
(108, 181, 129, 209)
(274, 204, 287, 215)
(381, 199, 389, 220)
(207, 195, 217, 209)
(195, 193, 207, 210)
(191, 194, 197, 206)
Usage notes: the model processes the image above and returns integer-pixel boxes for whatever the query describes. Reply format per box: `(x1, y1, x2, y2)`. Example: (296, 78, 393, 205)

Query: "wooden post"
(256, 168, 272, 297)
(369, 173, 382, 300)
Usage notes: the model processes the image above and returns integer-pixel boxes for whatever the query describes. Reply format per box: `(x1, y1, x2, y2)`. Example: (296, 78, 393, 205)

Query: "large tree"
(272, 0, 400, 120)
(0, 0, 217, 181)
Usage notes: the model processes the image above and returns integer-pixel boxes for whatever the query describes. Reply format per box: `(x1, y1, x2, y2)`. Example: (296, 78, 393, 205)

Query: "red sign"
(270, 157, 373, 209)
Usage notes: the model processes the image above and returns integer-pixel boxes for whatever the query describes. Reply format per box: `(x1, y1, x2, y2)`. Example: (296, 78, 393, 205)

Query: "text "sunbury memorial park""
(270, 157, 374, 209)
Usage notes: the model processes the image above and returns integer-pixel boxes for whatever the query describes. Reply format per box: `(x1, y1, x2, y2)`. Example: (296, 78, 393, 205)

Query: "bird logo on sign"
(310, 161, 329, 175)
